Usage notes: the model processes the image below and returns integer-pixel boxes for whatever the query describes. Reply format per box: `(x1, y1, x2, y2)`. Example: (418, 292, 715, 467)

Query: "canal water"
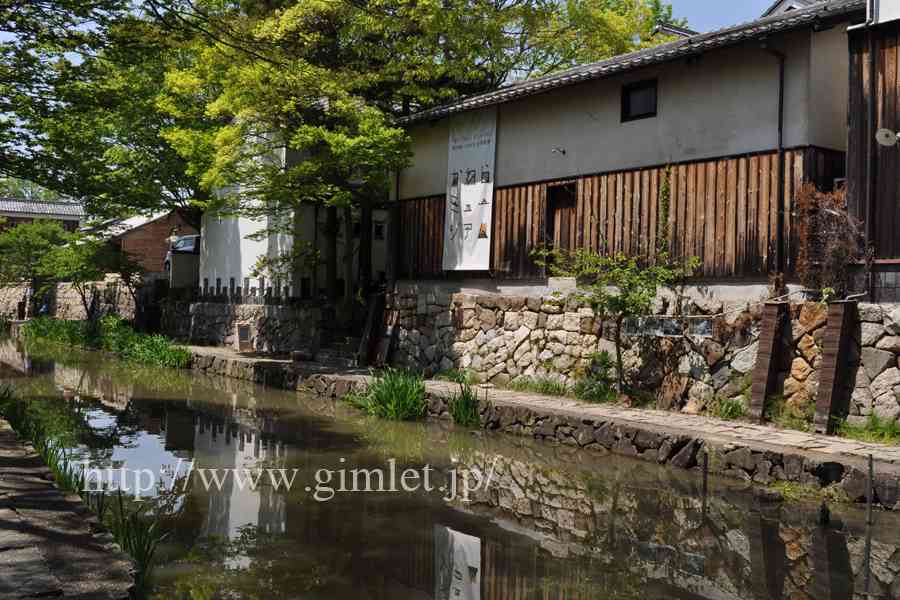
(2, 339, 900, 599)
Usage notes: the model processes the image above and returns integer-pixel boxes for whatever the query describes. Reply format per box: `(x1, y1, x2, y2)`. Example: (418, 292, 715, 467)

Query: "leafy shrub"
(708, 395, 747, 420)
(573, 351, 617, 403)
(23, 316, 191, 368)
(347, 368, 427, 421)
(448, 382, 482, 427)
(509, 376, 570, 397)
(837, 414, 900, 445)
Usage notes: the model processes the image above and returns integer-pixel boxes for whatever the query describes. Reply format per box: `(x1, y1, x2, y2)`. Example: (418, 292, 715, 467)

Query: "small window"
(622, 79, 657, 122)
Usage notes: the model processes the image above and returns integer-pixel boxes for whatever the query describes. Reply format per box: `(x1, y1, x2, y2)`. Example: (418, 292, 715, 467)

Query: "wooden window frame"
(621, 79, 658, 123)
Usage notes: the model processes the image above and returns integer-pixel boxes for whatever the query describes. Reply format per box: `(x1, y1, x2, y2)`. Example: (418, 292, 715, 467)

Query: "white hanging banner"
(443, 107, 497, 271)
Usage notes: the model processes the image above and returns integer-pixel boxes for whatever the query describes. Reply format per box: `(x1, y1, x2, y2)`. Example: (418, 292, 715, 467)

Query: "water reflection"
(2, 338, 900, 599)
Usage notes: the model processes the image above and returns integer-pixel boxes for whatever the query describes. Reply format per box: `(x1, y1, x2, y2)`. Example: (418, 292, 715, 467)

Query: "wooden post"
(749, 302, 790, 422)
(814, 301, 858, 434)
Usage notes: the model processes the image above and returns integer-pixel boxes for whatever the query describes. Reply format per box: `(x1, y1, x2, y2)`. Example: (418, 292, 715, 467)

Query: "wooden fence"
(848, 22, 900, 258)
(397, 146, 844, 280)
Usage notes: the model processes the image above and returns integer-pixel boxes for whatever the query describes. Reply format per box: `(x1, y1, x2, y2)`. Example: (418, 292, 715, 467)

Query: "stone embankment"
(0, 419, 134, 598)
(186, 345, 900, 510)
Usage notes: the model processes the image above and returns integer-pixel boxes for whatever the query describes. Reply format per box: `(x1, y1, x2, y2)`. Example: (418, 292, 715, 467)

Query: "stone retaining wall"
(0, 280, 135, 321)
(164, 302, 320, 354)
(388, 288, 900, 425)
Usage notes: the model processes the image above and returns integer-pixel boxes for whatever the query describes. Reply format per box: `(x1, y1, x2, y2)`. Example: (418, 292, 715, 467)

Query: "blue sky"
(672, 0, 776, 32)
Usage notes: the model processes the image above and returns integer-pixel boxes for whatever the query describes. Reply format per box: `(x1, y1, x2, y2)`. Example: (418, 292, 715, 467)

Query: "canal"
(1, 338, 899, 599)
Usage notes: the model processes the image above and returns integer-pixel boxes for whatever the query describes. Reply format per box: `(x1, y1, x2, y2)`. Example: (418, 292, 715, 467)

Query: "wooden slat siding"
(640, 170, 650, 256)
(783, 151, 793, 274)
(590, 176, 599, 252)
(703, 162, 715, 274)
(607, 174, 616, 254)
(648, 169, 658, 257)
(632, 170, 641, 255)
(759, 154, 771, 272)
(714, 160, 726, 276)
(614, 173, 623, 254)
(748, 155, 759, 274)
(623, 171, 632, 255)
(737, 157, 748, 276)
(519, 185, 528, 275)
(695, 163, 706, 268)
(575, 178, 585, 250)
(884, 30, 898, 256)
(725, 159, 737, 274)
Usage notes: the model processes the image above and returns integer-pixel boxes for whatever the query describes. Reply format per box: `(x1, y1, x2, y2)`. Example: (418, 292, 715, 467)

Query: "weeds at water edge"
(448, 382, 482, 427)
(509, 376, 570, 397)
(345, 368, 427, 421)
(0, 383, 167, 589)
(836, 414, 900, 445)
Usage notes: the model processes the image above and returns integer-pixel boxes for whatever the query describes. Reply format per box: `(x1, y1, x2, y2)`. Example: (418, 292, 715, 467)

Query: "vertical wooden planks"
(726, 158, 738, 275)
(649, 169, 659, 256)
(748, 155, 759, 274)
(716, 160, 727, 276)
(705, 162, 717, 276)
(623, 171, 633, 255)
(737, 156, 748, 277)
(695, 162, 706, 269)
(614, 173, 623, 254)
(685, 163, 696, 265)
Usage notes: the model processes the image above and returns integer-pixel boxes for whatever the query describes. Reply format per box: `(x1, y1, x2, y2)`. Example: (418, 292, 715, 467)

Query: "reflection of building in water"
(434, 526, 480, 600)
(192, 416, 287, 566)
(0, 339, 54, 377)
(52, 362, 133, 412)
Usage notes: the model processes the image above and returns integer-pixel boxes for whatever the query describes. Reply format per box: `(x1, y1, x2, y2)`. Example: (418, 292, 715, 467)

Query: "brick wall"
(118, 212, 197, 274)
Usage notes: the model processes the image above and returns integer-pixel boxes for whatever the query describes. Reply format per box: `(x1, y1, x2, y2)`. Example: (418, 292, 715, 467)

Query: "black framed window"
(621, 79, 658, 122)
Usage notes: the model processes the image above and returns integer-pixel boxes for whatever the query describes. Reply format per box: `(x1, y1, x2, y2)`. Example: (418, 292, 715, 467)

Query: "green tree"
(538, 248, 698, 393)
(39, 235, 145, 326)
(0, 220, 69, 313)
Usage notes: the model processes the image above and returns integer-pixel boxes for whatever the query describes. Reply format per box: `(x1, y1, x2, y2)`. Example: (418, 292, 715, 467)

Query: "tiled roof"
(400, 0, 865, 125)
(0, 198, 85, 219)
(762, 0, 823, 18)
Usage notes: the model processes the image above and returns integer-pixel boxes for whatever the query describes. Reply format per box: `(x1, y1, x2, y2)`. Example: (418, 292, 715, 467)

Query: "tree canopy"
(2, 0, 684, 222)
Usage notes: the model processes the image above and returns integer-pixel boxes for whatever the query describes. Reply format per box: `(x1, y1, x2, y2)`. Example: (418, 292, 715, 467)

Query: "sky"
(671, 0, 777, 32)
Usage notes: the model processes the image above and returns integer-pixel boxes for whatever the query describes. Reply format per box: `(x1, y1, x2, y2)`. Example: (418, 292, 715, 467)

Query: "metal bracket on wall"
(749, 302, 791, 422)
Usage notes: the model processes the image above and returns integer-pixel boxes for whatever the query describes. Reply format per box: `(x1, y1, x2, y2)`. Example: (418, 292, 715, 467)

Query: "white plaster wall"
(398, 30, 824, 198)
(809, 25, 850, 151)
(199, 211, 294, 291)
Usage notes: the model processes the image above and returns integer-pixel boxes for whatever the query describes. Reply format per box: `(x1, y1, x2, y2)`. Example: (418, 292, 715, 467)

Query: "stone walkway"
(184, 344, 900, 471)
(432, 381, 900, 467)
(0, 420, 133, 599)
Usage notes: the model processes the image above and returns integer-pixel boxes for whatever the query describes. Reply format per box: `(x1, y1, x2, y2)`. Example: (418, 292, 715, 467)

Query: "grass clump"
(836, 414, 900, 445)
(765, 395, 814, 432)
(346, 368, 427, 421)
(509, 375, 570, 397)
(23, 315, 191, 368)
(572, 351, 617, 404)
(708, 395, 748, 420)
(434, 369, 479, 385)
(448, 381, 483, 427)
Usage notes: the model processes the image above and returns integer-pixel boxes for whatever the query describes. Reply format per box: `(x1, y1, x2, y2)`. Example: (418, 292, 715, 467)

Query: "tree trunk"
(340, 206, 355, 323)
(358, 197, 372, 292)
(325, 205, 338, 304)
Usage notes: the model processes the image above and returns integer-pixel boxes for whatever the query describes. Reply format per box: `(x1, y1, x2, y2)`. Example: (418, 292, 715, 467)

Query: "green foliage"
(23, 316, 192, 369)
(533, 245, 699, 392)
(448, 382, 482, 427)
(435, 369, 479, 385)
(837, 414, 900, 445)
(708, 396, 747, 421)
(765, 395, 814, 432)
(346, 369, 427, 421)
(510, 376, 570, 397)
(108, 489, 168, 589)
(0, 220, 68, 285)
(572, 351, 617, 403)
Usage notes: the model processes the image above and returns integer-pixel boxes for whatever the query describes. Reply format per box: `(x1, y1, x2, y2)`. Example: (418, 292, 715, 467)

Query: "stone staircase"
(315, 331, 361, 368)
